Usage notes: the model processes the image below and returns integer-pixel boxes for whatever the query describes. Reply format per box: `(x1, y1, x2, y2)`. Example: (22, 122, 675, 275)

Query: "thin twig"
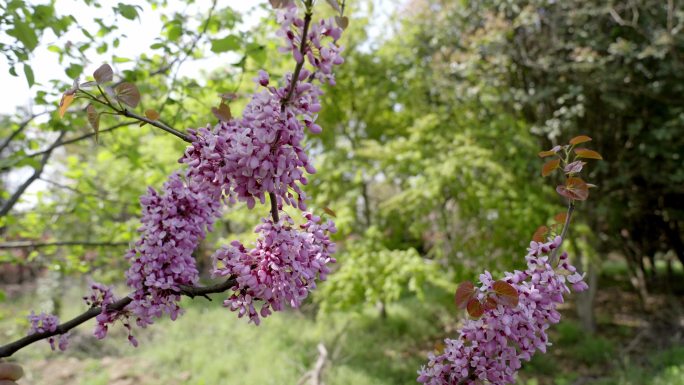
(119, 109, 191, 142)
(0, 277, 237, 358)
(0, 112, 49, 154)
(549, 202, 575, 265)
(0, 241, 129, 250)
(0, 131, 65, 217)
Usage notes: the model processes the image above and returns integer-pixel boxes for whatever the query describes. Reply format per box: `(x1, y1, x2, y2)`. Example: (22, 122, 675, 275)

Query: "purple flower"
(27, 312, 69, 351)
(418, 237, 587, 385)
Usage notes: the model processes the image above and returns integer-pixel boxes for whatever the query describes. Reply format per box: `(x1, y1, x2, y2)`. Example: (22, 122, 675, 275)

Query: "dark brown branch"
(280, 7, 313, 113)
(0, 131, 65, 217)
(119, 109, 191, 142)
(268, 3, 313, 224)
(0, 277, 237, 358)
(549, 202, 575, 265)
(0, 241, 129, 250)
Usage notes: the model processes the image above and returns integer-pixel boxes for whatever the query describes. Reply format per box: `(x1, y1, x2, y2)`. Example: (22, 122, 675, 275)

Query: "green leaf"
(116, 3, 140, 20)
(23, 64, 35, 87)
(9, 66, 18, 77)
(65, 63, 84, 79)
(8, 21, 39, 51)
(210, 35, 241, 53)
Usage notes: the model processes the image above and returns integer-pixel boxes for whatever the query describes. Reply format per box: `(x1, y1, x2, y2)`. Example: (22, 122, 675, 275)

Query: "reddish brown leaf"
(538, 150, 556, 158)
(86, 103, 100, 142)
(114, 82, 141, 108)
(483, 296, 498, 311)
(58, 93, 75, 118)
(532, 225, 548, 242)
(145, 109, 160, 120)
(569, 135, 592, 145)
(542, 159, 560, 177)
(455, 281, 475, 309)
(554, 212, 568, 224)
(93, 63, 113, 84)
(556, 177, 590, 201)
(574, 148, 603, 160)
(212, 102, 232, 122)
(466, 298, 484, 318)
(493, 280, 519, 307)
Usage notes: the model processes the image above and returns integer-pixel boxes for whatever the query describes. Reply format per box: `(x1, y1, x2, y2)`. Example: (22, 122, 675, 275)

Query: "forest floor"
(1, 259, 683, 385)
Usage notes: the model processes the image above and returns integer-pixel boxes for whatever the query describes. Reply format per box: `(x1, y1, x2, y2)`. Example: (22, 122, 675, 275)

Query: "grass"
(1, 276, 683, 385)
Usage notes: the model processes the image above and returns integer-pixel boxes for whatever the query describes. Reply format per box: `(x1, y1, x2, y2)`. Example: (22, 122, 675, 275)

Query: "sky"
(0, 0, 397, 115)
(1, 0, 397, 205)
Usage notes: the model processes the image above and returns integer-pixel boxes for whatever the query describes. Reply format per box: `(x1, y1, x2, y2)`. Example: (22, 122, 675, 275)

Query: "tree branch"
(0, 240, 129, 250)
(0, 112, 49, 154)
(549, 202, 575, 266)
(0, 131, 65, 218)
(119, 109, 191, 142)
(1, 122, 138, 173)
(0, 277, 237, 358)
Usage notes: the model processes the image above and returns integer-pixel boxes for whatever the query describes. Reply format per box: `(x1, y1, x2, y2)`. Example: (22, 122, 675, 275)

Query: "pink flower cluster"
(211, 213, 337, 325)
(83, 282, 138, 347)
(27, 312, 69, 351)
(124, 172, 223, 327)
(417, 237, 587, 385)
(46, 3, 343, 348)
(182, 7, 343, 211)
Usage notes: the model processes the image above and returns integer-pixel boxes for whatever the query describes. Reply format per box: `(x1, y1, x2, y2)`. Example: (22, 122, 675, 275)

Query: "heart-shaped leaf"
(556, 177, 589, 201)
(86, 104, 100, 142)
(569, 135, 592, 145)
(542, 159, 560, 177)
(466, 298, 484, 318)
(211, 102, 232, 122)
(574, 148, 603, 160)
(114, 82, 141, 108)
(532, 225, 548, 243)
(145, 109, 160, 120)
(335, 16, 349, 29)
(455, 281, 475, 309)
(493, 280, 519, 307)
(93, 63, 113, 84)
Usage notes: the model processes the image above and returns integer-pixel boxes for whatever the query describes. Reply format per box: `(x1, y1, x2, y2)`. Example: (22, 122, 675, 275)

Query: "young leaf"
(58, 93, 75, 118)
(466, 298, 484, 318)
(564, 160, 586, 174)
(541, 159, 560, 177)
(554, 212, 568, 224)
(114, 82, 141, 108)
(532, 225, 548, 243)
(335, 16, 349, 29)
(569, 135, 592, 145)
(482, 296, 498, 311)
(80, 81, 98, 88)
(23, 64, 34, 87)
(210, 35, 241, 53)
(455, 281, 475, 309)
(93, 64, 113, 84)
(326, 0, 342, 12)
(574, 148, 603, 160)
(86, 104, 100, 142)
(492, 280, 519, 307)
(269, 0, 294, 8)
(145, 109, 160, 120)
(556, 177, 589, 201)
(212, 102, 232, 122)
(322, 207, 337, 217)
